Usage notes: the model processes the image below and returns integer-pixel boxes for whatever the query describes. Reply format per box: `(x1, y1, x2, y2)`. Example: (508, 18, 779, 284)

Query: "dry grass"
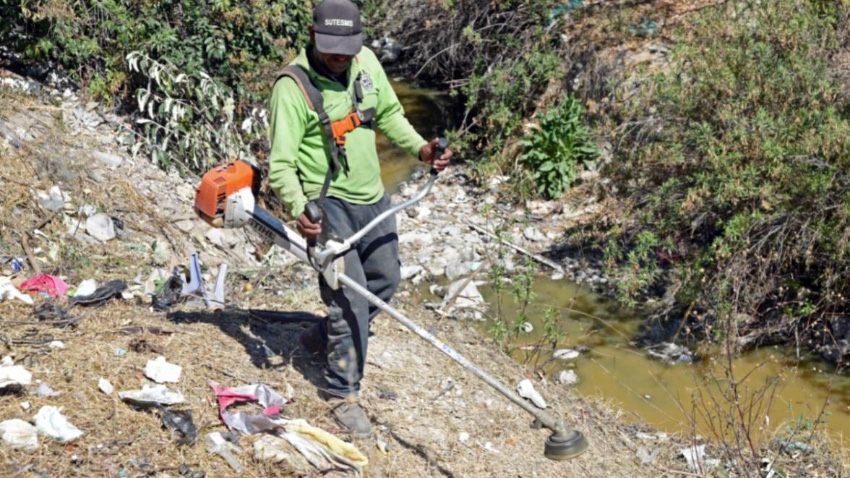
(5, 81, 841, 478)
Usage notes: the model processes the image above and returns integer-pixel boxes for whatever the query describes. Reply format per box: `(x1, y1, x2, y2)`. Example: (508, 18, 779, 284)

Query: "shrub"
(601, 0, 850, 343)
(1, 0, 310, 170)
(519, 95, 598, 199)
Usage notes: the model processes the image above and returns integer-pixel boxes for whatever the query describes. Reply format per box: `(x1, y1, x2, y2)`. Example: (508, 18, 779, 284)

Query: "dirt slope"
(0, 75, 706, 478)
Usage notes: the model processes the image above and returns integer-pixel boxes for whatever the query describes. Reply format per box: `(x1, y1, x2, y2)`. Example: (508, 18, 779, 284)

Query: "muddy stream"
(380, 82, 850, 441)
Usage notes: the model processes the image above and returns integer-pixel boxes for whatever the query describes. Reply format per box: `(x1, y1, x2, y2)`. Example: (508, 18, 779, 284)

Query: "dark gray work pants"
(315, 193, 400, 399)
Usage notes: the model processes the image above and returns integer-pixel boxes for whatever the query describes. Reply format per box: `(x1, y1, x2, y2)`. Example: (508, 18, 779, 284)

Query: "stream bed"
(381, 81, 850, 442)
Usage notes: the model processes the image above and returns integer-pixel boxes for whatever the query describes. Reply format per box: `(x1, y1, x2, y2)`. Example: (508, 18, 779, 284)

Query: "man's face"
(316, 50, 354, 76)
(310, 27, 354, 76)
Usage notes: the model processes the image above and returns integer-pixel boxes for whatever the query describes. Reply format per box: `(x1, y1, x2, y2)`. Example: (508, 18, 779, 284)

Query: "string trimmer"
(194, 142, 588, 460)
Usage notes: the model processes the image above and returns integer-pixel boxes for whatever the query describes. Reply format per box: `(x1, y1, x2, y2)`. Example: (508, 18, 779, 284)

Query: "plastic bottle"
(206, 432, 243, 473)
(0, 121, 21, 148)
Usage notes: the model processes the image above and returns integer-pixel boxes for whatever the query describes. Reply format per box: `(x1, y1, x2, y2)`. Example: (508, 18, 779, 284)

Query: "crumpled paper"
(209, 381, 287, 434)
(144, 356, 182, 383)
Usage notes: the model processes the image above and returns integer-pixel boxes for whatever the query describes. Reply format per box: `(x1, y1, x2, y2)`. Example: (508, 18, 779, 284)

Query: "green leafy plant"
(596, 0, 850, 347)
(519, 96, 599, 199)
(127, 52, 267, 170)
(1, 0, 309, 171)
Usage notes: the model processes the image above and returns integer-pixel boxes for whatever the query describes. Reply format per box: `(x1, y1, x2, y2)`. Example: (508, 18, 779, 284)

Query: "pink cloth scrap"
(19, 274, 70, 297)
(209, 381, 287, 434)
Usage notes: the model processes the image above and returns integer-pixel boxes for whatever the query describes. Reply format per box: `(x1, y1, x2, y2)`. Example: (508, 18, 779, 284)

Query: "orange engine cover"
(195, 160, 259, 220)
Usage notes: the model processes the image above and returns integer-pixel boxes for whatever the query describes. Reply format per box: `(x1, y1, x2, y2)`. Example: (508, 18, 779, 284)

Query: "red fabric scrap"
(19, 274, 70, 297)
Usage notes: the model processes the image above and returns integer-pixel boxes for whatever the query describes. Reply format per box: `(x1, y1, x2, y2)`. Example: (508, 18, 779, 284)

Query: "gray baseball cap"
(312, 0, 362, 56)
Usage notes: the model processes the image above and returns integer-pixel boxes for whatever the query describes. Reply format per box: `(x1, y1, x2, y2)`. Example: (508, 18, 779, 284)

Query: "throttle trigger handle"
(305, 201, 323, 224)
(431, 137, 448, 176)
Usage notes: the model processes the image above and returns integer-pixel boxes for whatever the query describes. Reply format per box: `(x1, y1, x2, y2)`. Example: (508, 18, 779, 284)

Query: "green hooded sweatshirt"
(268, 46, 427, 219)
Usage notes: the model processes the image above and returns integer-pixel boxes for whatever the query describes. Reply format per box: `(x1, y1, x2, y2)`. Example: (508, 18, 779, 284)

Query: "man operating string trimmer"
(268, 0, 453, 435)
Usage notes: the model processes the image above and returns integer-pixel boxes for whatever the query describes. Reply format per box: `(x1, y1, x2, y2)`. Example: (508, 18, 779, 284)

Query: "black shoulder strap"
(276, 65, 341, 215)
(277, 66, 324, 114)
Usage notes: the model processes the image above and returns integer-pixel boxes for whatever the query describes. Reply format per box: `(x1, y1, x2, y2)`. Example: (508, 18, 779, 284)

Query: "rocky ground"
(0, 68, 843, 477)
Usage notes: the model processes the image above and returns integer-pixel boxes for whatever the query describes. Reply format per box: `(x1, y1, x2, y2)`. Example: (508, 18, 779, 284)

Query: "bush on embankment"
(380, 0, 850, 360)
(377, 0, 591, 198)
(597, 1, 850, 356)
(0, 0, 310, 170)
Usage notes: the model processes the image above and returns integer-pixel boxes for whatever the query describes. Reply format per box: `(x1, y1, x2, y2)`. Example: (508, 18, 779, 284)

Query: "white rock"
(74, 279, 97, 297)
(34, 406, 83, 443)
(86, 213, 116, 241)
(521, 323, 534, 333)
(78, 204, 97, 217)
(93, 151, 123, 168)
(144, 356, 182, 383)
(523, 226, 547, 242)
(205, 228, 227, 248)
(556, 370, 579, 386)
(527, 200, 557, 217)
(48, 341, 66, 349)
(415, 206, 431, 220)
(459, 432, 470, 443)
(516, 379, 547, 409)
(20, 401, 30, 411)
(440, 279, 486, 316)
(398, 232, 432, 244)
(98, 378, 114, 395)
(0, 419, 39, 451)
(400, 265, 424, 281)
(553, 349, 580, 361)
(0, 356, 32, 389)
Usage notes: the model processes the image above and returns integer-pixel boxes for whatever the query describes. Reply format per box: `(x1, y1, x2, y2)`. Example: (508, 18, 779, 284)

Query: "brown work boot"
(331, 399, 372, 437)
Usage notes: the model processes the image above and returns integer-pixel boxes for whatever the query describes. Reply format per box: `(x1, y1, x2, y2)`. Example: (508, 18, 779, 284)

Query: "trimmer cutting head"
(544, 428, 588, 460)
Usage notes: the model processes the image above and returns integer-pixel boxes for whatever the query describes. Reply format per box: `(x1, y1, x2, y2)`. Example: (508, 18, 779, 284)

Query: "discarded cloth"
(0, 356, 32, 392)
(19, 274, 70, 297)
(209, 382, 287, 434)
(34, 406, 84, 443)
(0, 419, 38, 451)
(71, 280, 127, 306)
(119, 384, 185, 406)
(280, 419, 368, 469)
(0, 277, 33, 305)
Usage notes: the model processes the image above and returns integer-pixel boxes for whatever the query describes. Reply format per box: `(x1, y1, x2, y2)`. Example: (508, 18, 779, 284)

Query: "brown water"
(388, 82, 850, 442)
(377, 80, 457, 192)
(479, 277, 850, 441)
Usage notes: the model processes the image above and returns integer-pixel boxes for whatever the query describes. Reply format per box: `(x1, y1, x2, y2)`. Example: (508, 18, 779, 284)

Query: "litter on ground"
(144, 356, 183, 383)
(34, 406, 84, 443)
(119, 384, 186, 406)
(0, 419, 39, 451)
